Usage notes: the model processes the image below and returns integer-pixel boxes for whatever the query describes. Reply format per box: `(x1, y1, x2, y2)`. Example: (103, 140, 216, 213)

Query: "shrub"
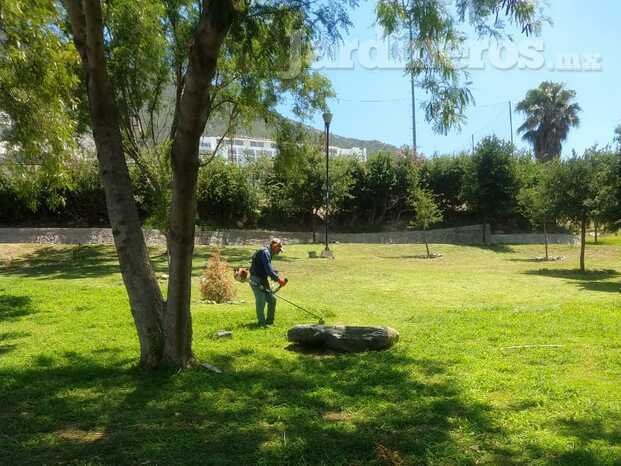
(196, 160, 259, 228)
(199, 248, 237, 303)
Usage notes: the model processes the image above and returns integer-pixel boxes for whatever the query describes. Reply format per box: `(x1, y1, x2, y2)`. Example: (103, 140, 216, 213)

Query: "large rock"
(287, 325, 399, 353)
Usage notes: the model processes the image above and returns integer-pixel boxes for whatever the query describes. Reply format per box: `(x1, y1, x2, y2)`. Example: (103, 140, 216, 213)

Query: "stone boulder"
(287, 324, 399, 353)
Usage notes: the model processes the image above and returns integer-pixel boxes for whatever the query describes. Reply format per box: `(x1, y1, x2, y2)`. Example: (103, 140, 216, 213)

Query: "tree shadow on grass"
(524, 269, 619, 280)
(521, 416, 621, 465)
(463, 243, 516, 254)
(380, 253, 444, 260)
(4, 245, 298, 281)
(0, 331, 30, 357)
(523, 269, 621, 294)
(506, 257, 566, 263)
(557, 417, 621, 447)
(3, 246, 120, 279)
(0, 294, 37, 321)
(0, 349, 513, 465)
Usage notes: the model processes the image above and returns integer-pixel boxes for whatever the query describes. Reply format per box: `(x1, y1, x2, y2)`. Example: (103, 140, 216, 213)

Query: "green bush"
(0, 169, 31, 225)
(420, 154, 469, 218)
(61, 160, 108, 226)
(196, 160, 259, 228)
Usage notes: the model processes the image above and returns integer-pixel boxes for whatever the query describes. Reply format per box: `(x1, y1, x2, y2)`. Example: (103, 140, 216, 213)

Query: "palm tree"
(516, 82, 582, 162)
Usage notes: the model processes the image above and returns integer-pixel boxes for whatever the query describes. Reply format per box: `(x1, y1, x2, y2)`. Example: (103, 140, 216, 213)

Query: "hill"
(204, 114, 399, 155)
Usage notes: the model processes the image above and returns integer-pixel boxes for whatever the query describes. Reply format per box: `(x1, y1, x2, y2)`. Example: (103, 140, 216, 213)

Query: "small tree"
(614, 125, 621, 148)
(546, 156, 599, 272)
(462, 137, 519, 243)
(199, 249, 236, 304)
(517, 163, 556, 260)
(409, 188, 443, 258)
(586, 150, 620, 242)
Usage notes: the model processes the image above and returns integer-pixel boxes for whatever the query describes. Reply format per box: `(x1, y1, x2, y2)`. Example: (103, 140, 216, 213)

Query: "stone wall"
(490, 233, 578, 245)
(0, 225, 577, 246)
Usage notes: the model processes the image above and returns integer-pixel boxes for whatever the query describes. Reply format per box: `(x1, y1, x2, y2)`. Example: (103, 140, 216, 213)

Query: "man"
(249, 238, 287, 327)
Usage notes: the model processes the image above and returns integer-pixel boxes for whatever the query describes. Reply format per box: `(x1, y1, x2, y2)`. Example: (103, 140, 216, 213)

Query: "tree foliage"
(0, 0, 83, 208)
(462, 137, 519, 239)
(409, 188, 442, 230)
(516, 160, 556, 258)
(196, 159, 258, 228)
(375, 0, 545, 133)
(542, 151, 617, 271)
(409, 187, 442, 257)
(270, 120, 352, 237)
(420, 154, 469, 218)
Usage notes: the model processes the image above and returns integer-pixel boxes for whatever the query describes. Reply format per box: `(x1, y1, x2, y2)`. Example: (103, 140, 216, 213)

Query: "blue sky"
(280, 0, 621, 156)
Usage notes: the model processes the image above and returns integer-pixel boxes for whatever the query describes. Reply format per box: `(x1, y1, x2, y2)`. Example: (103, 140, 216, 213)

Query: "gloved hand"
(277, 277, 287, 287)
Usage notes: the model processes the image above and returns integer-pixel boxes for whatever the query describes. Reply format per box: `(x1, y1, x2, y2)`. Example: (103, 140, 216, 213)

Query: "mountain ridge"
(204, 114, 399, 155)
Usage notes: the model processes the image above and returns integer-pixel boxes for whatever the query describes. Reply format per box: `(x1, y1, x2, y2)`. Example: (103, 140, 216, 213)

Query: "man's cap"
(270, 237, 284, 251)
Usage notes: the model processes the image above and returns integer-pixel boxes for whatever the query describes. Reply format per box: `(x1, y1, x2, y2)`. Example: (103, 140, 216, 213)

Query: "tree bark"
(424, 230, 430, 258)
(594, 219, 599, 243)
(163, 0, 236, 367)
(376, 200, 388, 225)
(580, 215, 587, 273)
(369, 204, 377, 225)
(63, 0, 164, 369)
(543, 221, 549, 261)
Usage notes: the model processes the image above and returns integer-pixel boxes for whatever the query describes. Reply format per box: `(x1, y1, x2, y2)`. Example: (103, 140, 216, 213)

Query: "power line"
(334, 96, 522, 107)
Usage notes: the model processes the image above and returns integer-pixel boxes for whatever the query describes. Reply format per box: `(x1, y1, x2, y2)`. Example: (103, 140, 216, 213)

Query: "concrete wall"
(491, 233, 578, 245)
(0, 225, 577, 246)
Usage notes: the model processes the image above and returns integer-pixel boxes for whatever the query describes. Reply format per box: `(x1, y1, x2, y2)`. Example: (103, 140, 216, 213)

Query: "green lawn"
(1, 240, 620, 465)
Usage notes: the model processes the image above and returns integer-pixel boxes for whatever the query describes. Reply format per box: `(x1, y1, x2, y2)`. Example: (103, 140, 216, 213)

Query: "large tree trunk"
(163, 0, 236, 367)
(64, 0, 164, 369)
(580, 215, 587, 273)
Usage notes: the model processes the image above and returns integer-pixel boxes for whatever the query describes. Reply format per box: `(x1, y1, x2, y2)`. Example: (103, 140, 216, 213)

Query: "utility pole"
(509, 101, 514, 145)
(321, 111, 334, 259)
(408, 16, 417, 155)
(471, 134, 475, 154)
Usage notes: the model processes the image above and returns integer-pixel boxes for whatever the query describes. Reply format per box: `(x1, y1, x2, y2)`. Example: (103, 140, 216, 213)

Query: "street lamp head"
(322, 111, 332, 126)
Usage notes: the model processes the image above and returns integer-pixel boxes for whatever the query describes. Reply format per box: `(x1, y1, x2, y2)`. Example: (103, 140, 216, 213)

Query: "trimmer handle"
(272, 277, 288, 294)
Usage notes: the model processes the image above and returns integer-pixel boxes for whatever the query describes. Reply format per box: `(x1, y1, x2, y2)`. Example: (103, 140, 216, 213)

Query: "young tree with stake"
(409, 187, 443, 258)
(517, 163, 556, 260)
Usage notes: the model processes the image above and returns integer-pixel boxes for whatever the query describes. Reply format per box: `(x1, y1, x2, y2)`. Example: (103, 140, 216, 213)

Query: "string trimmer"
(261, 278, 325, 325)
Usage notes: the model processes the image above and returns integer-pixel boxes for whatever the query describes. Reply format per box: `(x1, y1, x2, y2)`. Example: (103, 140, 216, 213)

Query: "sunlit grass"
(1, 239, 620, 465)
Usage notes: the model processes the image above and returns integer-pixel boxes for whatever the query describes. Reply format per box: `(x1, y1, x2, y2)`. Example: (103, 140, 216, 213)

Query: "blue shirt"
(250, 247, 279, 284)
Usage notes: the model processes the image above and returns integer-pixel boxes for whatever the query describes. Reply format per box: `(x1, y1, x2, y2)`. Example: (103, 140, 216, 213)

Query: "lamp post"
(321, 111, 334, 258)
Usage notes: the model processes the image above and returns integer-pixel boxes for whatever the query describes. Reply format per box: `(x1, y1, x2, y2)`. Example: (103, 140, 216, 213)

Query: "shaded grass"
(1, 240, 621, 465)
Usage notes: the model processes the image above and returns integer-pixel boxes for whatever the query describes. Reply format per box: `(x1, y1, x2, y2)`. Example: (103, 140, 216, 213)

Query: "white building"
(200, 136, 278, 164)
(199, 135, 367, 164)
(330, 146, 368, 160)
